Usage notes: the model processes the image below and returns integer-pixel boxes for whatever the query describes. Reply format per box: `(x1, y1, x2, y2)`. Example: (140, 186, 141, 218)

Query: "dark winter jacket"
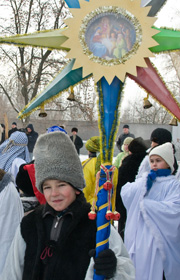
(26, 124, 38, 153)
(8, 127, 18, 137)
(116, 152, 146, 217)
(21, 193, 97, 280)
(116, 137, 148, 237)
(70, 135, 83, 154)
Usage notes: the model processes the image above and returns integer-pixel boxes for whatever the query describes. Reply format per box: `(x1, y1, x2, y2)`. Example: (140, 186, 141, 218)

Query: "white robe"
(0, 180, 24, 275)
(121, 174, 180, 280)
(136, 154, 150, 179)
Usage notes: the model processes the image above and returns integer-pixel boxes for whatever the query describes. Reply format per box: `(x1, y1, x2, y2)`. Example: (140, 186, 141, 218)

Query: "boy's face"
(149, 155, 170, 171)
(42, 179, 80, 211)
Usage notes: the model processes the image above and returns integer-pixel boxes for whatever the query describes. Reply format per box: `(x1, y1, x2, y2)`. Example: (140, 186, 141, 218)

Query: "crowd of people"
(0, 122, 179, 280)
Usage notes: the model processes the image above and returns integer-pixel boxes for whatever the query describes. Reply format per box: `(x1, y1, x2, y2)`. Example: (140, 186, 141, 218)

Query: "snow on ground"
(79, 154, 116, 163)
(79, 154, 88, 162)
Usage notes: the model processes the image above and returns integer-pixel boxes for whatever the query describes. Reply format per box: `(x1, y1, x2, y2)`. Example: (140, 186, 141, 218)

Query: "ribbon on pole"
(93, 165, 114, 280)
(97, 76, 124, 163)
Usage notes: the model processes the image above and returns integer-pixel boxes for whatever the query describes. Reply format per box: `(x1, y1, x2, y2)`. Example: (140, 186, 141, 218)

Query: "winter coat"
(121, 174, 180, 280)
(26, 124, 38, 153)
(0, 172, 24, 275)
(70, 135, 83, 154)
(82, 157, 118, 211)
(1, 193, 135, 280)
(116, 152, 146, 217)
(8, 127, 18, 137)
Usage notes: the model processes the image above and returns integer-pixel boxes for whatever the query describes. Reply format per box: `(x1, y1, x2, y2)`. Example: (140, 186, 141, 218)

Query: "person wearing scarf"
(121, 142, 180, 280)
(136, 128, 178, 179)
(0, 131, 30, 179)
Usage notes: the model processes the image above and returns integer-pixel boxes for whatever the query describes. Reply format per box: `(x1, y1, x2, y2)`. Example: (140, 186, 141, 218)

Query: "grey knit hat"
(34, 132, 85, 193)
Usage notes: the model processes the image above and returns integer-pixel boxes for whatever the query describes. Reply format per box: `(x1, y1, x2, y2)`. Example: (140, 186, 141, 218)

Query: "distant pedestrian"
(8, 122, 18, 137)
(116, 125, 135, 152)
(26, 124, 38, 161)
(70, 127, 83, 154)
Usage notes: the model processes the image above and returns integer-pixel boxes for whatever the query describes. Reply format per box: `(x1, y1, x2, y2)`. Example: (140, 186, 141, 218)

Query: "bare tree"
(47, 77, 98, 121)
(121, 95, 171, 124)
(0, 0, 70, 124)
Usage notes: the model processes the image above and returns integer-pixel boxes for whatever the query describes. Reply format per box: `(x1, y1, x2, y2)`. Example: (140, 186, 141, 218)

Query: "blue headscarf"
(146, 169, 171, 192)
(0, 131, 30, 171)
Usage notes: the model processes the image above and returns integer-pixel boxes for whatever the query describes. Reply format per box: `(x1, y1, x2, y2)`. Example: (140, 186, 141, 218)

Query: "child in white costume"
(121, 142, 180, 280)
(0, 169, 24, 275)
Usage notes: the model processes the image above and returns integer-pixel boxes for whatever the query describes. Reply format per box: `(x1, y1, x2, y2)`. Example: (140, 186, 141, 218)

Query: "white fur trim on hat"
(149, 142, 174, 173)
(34, 132, 85, 193)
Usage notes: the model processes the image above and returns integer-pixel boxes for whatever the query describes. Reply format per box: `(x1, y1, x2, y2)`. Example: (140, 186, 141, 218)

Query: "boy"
(121, 142, 180, 280)
(1, 132, 135, 280)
